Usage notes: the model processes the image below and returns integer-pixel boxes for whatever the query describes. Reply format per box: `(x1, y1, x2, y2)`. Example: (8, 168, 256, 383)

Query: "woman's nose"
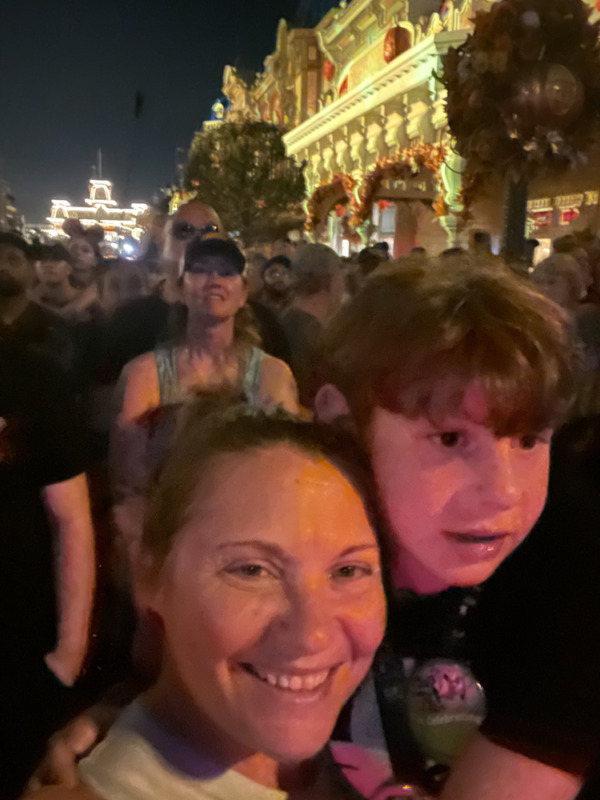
(275, 584, 335, 654)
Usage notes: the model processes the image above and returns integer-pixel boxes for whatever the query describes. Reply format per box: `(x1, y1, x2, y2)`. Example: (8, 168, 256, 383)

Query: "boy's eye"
(519, 434, 539, 450)
(439, 431, 462, 448)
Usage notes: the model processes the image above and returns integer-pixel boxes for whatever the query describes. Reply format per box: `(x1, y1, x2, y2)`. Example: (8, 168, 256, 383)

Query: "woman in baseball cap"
(115, 238, 298, 435)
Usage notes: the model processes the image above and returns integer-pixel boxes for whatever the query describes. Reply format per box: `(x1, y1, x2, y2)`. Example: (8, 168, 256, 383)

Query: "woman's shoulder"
(121, 350, 160, 379)
(258, 350, 293, 378)
(256, 351, 299, 414)
(116, 351, 162, 425)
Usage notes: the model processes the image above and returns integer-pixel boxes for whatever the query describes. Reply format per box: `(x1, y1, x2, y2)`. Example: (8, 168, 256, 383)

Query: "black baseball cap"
(39, 242, 74, 266)
(0, 232, 32, 259)
(183, 238, 246, 276)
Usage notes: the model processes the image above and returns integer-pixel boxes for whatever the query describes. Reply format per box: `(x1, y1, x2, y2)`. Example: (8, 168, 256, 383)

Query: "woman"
(66, 227, 104, 291)
(117, 238, 298, 427)
(26, 399, 387, 799)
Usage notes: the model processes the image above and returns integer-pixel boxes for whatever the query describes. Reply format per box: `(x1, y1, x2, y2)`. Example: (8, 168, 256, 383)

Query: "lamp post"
(501, 61, 584, 261)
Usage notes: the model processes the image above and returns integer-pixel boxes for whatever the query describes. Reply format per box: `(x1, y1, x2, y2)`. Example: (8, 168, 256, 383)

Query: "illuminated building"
(0, 181, 23, 232)
(47, 178, 149, 246)
(223, 0, 600, 256)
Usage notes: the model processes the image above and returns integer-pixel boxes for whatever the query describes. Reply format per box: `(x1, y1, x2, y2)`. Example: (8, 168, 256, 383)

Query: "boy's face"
(366, 381, 552, 594)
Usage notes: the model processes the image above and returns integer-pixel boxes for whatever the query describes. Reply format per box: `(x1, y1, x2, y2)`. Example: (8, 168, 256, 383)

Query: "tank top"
(154, 345, 265, 406)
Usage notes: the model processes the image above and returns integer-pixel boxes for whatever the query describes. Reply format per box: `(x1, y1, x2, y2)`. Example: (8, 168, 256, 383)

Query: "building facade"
(46, 179, 148, 247)
(223, 0, 600, 256)
(0, 181, 23, 232)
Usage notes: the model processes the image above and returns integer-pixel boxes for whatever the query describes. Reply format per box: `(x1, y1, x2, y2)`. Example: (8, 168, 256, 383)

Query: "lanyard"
(372, 589, 487, 793)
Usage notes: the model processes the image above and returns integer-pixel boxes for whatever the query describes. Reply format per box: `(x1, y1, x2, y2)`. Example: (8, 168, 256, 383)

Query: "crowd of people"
(1, 202, 600, 800)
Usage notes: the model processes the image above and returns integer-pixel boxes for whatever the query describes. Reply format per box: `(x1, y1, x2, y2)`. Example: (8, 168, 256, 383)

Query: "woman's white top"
(79, 702, 288, 800)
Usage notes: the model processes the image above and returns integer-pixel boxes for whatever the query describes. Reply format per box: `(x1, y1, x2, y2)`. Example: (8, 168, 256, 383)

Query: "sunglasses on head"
(171, 220, 220, 242)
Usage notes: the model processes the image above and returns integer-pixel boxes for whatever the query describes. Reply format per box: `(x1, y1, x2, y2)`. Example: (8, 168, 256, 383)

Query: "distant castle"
(47, 178, 148, 245)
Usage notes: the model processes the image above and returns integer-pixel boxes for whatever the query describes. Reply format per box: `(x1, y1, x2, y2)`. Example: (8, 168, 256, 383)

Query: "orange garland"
(305, 144, 448, 234)
(348, 144, 447, 228)
(305, 173, 357, 233)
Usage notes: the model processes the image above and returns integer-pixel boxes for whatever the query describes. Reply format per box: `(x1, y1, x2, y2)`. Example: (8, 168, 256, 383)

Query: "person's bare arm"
(440, 734, 582, 800)
(116, 353, 160, 427)
(259, 356, 299, 414)
(42, 473, 96, 687)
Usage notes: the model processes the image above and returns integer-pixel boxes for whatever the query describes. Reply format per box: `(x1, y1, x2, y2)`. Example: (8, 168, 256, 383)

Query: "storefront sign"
(529, 209, 554, 228)
(560, 208, 580, 225)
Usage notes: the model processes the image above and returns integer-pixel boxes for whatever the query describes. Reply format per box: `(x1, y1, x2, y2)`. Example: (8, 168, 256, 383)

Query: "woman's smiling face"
(140, 443, 386, 764)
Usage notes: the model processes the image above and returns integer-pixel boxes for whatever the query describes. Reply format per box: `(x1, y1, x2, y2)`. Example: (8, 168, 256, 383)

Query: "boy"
(316, 256, 586, 799)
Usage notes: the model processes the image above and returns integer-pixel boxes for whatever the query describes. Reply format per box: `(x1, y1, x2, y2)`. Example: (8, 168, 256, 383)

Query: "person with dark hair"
(116, 237, 298, 431)
(280, 244, 345, 407)
(356, 246, 387, 283)
(23, 397, 386, 800)
(98, 261, 149, 317)
(372, 241, 390, 259)
(0, 232, 86, 389)
(242, 251, 293, 366)
(32, 244, 102, 322)
(63, 221, 105, 291)
(469, 230, 492, 256)
(259, 254, 293, 312)
(0, 340, 96, 800)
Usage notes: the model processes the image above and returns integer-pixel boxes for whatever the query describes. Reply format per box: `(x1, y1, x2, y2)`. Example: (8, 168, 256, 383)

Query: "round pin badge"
(406, 659, 486, 766)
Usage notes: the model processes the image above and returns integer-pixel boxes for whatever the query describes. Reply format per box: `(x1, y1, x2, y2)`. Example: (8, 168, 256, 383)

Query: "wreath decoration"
(304, 173, 356, 234)
(348, 144, 447, 228)
(441, 0, 600, 214)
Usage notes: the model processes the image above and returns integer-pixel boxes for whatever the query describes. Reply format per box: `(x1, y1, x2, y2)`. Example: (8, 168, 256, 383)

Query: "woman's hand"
(27, 714, 101, 790)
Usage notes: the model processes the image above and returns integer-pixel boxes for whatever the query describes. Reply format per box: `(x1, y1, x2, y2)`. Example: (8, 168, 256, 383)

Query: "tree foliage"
(441, 0, 600, 213)
(184, 122, 306, 244)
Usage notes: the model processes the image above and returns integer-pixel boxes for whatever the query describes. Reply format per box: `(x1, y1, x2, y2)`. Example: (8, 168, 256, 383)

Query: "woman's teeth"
(247, 666, 330, 691)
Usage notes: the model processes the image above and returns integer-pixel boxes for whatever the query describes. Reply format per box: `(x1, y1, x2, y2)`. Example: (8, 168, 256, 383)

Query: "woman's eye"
(226, 563, 269, 579)
(331, 563, 374, 581)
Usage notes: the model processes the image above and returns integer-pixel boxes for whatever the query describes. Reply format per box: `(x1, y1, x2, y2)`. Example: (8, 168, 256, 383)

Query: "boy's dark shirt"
(381, 416, 600, 785)
(469, 416, 600, 775)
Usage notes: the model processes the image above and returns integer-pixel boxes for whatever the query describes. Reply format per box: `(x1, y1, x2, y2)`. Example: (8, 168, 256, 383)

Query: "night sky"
(1, 0, 337, 223)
